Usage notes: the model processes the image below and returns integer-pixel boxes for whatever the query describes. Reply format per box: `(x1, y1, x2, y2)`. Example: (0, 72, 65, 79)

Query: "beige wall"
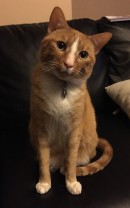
(0, 0, 130, 26)
(0, 0, 72, 26)
(72, 0, 130, 20)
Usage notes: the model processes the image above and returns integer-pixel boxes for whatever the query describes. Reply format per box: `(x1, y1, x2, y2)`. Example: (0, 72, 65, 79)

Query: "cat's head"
(40, 7, 112, 83)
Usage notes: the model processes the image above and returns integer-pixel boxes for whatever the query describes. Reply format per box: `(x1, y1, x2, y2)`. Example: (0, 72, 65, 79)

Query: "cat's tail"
(76, 138, 113, 176)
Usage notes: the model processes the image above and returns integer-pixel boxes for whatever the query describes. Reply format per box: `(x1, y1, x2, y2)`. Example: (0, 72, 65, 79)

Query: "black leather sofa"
(1, 17, 130, 208)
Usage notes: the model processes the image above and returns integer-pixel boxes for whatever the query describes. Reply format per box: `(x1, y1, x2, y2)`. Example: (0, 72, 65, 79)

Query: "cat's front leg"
(65, 133, 82, 195)
(36, 138, 51, 194)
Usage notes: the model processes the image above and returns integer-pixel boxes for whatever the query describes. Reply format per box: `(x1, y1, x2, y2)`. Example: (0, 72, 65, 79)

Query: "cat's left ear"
(48, 7, 69, 34)
(90, 32, 112, 54)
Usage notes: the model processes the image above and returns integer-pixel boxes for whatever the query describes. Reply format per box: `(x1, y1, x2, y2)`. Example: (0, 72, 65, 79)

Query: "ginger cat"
(30, 7, 113, 195)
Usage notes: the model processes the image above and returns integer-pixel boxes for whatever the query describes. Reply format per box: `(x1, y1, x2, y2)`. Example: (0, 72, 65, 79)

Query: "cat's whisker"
(45, 64, 63, 71)
(72, 69, 85, 79)
(39, 62, 62, 73)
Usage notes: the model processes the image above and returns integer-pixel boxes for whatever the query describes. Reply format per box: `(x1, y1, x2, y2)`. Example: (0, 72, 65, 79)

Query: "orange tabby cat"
(30, 7, 113, 195)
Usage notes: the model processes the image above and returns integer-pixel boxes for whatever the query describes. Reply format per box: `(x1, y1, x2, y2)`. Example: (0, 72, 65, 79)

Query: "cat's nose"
(63, 61, 73, 74)
(63, 61, 73, 69)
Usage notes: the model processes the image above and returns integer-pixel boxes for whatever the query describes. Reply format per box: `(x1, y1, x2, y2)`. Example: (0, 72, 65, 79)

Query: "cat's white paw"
(36, 182, 51, 194)
(66, 180, 82, 195)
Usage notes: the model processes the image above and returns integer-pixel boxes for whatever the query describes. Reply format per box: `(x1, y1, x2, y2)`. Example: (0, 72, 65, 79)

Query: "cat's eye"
(79, 51, 88, 59)
(57, 41, 66, 51)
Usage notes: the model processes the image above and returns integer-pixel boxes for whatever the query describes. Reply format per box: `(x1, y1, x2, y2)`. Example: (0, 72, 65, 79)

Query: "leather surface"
(1, 112, 130, 208)
(98, 17, 130, 83)
(0, 22, 48, 130)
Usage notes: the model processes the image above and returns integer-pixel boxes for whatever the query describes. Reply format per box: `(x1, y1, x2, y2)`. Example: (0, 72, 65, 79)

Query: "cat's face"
(40, 7, 112, 83)
(40, 28, 96, 82)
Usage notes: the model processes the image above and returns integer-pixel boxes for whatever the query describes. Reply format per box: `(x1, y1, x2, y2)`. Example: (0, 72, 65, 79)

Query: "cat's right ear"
(90, 32, 112, 54)
(48, 7, 69, 34)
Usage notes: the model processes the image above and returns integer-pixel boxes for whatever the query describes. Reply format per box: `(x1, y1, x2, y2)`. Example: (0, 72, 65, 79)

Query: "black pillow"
(98, 17, 130, 83)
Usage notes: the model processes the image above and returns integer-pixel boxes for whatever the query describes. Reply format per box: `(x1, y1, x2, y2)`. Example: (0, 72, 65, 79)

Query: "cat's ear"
(90, 32, 112, 54)
(48, 7, 69, 34)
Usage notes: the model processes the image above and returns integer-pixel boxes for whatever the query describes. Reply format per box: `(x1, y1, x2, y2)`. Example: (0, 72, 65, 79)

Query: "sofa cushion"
(105, 80, 130, 119)
(98, 17, 130, 83)
(0, 23, 48, 131)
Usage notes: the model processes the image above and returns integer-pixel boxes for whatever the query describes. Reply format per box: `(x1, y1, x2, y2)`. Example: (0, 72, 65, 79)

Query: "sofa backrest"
(1, 18, 125, 131)
(98, 17, 130, 83)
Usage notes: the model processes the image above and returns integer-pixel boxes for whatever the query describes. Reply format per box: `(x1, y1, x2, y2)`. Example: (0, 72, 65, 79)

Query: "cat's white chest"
(41, 74, 80, 116)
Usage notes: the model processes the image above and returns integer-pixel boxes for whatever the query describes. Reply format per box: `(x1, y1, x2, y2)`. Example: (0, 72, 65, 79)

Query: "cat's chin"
(56, 73, 83, 87)
(49, 69, 84, 86)
(51, 70, 72, 81)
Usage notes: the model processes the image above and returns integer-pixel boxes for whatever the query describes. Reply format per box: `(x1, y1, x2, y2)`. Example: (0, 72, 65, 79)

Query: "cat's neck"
(62, 81, 67, 98)
(42, 72, 85, 99)
(55, 75, 84, 99)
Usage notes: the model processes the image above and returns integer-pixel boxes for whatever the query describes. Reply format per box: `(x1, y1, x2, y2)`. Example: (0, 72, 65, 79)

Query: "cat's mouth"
(51, 67, 75, 81)
(56, 72, 72, 81)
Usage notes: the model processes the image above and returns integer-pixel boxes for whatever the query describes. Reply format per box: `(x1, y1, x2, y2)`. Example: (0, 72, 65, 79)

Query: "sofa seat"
(1, 112, 130, 208)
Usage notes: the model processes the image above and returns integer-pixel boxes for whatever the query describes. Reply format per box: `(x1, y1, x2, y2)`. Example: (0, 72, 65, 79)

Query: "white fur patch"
(36, 182, 51, 194)
(65, 38, 79, 72)
(66, 180, 82, 195)
(41, 74, 80, 117)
